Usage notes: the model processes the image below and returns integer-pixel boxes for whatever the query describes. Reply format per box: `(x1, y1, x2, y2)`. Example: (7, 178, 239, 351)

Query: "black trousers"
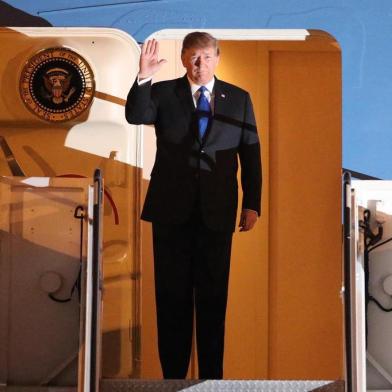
(152, 212, 233, 380)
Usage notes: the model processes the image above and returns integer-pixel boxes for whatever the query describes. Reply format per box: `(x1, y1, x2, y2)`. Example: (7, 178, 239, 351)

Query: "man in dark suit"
(125, 32, 261, 380)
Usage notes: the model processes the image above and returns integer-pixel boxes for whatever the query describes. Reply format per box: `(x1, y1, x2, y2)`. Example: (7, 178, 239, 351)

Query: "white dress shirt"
(187, 76, 215, 112)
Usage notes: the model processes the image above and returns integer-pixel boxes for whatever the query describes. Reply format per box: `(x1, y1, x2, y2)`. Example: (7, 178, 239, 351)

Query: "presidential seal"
(20, 47, 95, 122)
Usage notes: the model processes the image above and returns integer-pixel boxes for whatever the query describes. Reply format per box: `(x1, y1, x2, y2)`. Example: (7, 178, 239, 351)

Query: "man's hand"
(239, 209, 258, 232)
(139, 39, 167, 80)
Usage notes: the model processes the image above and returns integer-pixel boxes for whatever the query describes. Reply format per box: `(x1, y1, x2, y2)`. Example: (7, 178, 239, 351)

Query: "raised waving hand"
(138, 39, 167, 79)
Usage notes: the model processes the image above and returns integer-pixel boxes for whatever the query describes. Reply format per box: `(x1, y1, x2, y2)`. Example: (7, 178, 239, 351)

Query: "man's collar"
(187, 75, 215, 95)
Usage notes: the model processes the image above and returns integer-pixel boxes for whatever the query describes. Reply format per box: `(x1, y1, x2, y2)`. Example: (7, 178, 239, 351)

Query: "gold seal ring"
(20, 47, 95, 122)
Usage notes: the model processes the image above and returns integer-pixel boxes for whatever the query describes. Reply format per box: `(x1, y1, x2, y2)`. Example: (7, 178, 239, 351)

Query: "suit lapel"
(213, 77, 227, 119)
(174, 75, 201, 143)
(175, 75, 195, 121)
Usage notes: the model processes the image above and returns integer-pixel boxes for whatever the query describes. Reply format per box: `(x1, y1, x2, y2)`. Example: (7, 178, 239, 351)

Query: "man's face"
(181, 45, 219, 85)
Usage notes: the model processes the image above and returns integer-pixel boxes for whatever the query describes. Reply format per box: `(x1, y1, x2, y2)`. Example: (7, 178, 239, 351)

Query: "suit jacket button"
(200, 150, 205, 154)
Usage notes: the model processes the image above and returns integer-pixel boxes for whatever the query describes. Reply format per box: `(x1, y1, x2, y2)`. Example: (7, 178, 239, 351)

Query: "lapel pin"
(221, 93, 226, 98)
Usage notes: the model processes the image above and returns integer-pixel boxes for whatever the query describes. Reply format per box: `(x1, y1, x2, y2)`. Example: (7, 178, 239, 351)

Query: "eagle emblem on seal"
(42, 67, 76, 105)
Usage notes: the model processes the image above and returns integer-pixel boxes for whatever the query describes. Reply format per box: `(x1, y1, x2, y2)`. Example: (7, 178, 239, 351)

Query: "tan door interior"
(141, 32, 342, 380)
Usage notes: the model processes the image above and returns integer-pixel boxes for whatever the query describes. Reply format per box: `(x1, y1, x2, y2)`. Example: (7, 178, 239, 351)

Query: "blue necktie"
(196, 86, 211, 139)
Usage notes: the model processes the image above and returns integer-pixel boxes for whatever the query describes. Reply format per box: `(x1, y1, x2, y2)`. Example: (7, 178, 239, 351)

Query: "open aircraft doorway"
(139, 28, 342, 383)
(0, 27, 343, 391)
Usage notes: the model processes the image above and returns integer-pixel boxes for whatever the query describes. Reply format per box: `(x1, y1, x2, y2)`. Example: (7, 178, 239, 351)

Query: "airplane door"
(0, 27, 143, 383)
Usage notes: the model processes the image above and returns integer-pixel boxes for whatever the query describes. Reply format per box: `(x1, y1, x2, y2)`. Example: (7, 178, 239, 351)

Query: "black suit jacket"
(125, 75, 262, 232)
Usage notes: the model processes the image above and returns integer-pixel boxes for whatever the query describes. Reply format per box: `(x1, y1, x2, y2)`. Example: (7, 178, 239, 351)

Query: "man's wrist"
(137, 74, 153, 85)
